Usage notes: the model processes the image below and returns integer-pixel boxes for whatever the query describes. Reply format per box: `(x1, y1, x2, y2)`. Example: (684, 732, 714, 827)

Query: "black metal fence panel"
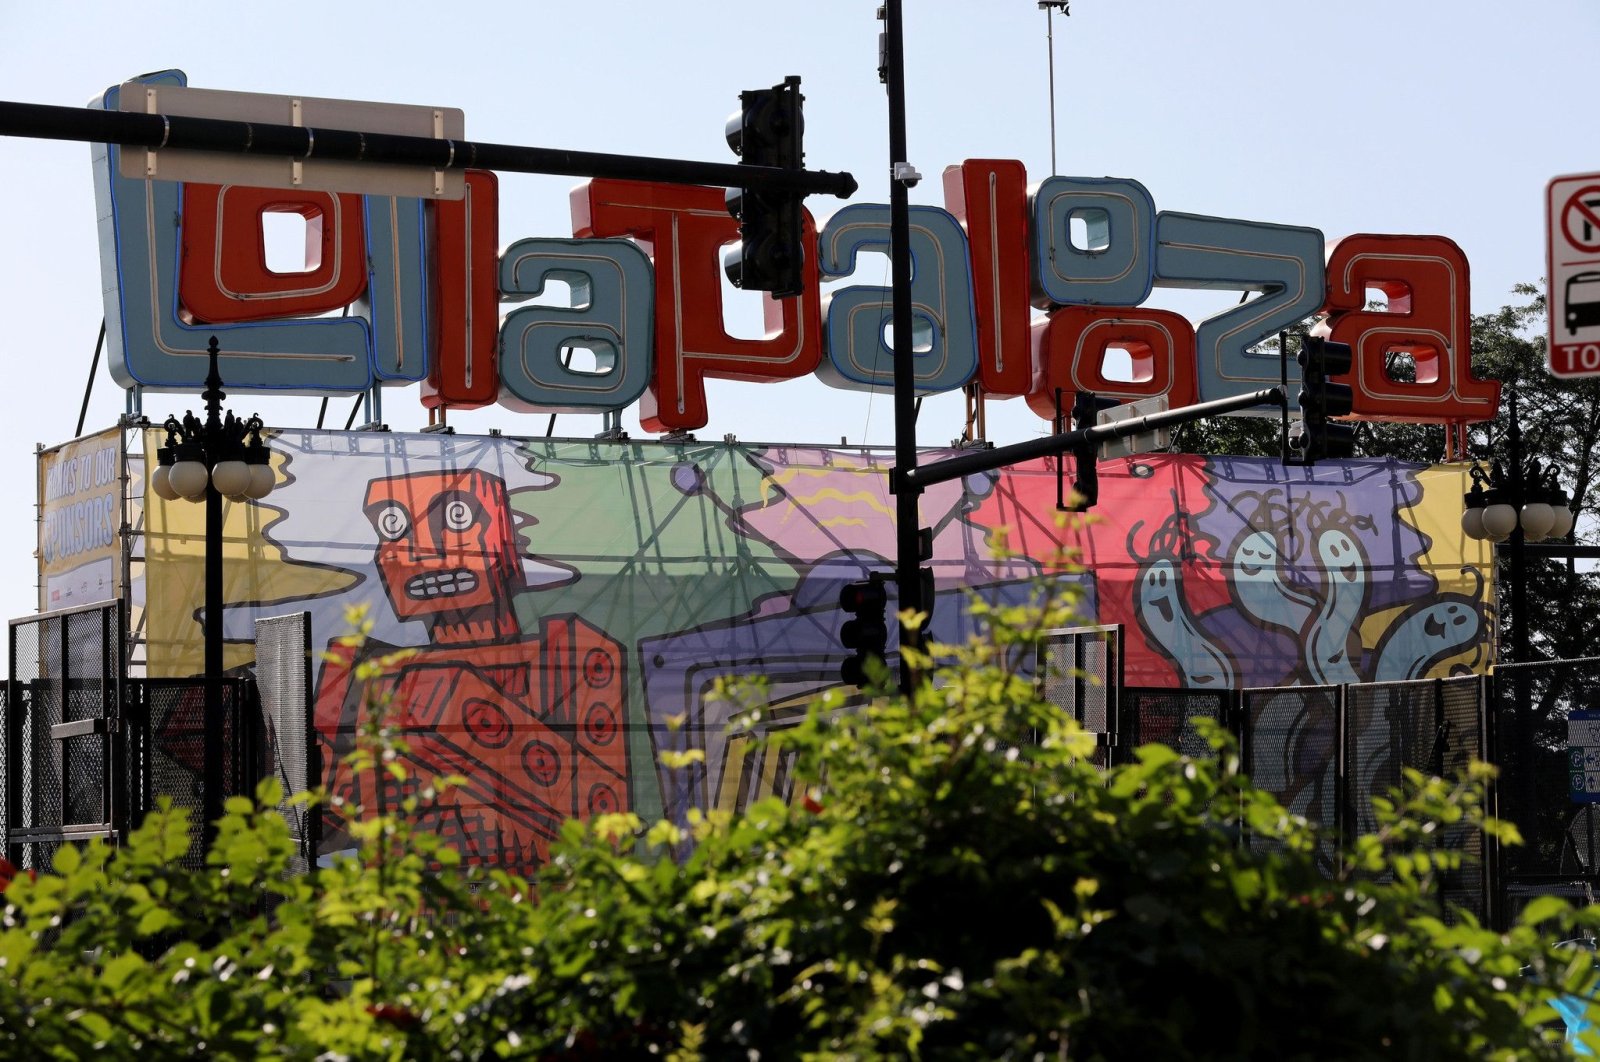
(3, 601, 1588, 930)
(4, 603, 122, 868)
(128, 677, 252, 869)
(1238, 685, 1339, 872)
(1040, 625, 1119, 738)
(1491, 656, 1600, 924)
(1, 600, 267, 872)
(1123, 689, 1229, 761)
(1040, 625, 1120, 768)
(1125, 678, 1490, 920)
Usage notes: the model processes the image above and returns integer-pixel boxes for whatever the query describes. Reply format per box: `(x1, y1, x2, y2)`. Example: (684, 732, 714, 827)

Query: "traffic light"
(724, 76, 805, 297)
(1069, 391, 1118, 510)
(1292, 336, 1357, 463)
(839, 573, 889, 688)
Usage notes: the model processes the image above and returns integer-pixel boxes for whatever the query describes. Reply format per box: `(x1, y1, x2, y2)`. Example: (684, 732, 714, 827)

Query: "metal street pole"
(1502, 388, 1536, 871)
(0, 99, 858, 201)
(903, 387, 1285, 490)
(884, 0, 923, 693)
(151, 339, 277, 854)
(201, 348, 226, 853)
(1506, 389, 1530, 667)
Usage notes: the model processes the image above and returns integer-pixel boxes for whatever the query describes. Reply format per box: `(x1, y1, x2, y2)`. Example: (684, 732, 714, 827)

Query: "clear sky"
(0, 0, 1595, 669)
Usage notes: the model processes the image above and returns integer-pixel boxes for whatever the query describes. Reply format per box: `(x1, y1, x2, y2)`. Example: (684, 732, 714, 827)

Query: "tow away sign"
(1547, 172, 1600, 378)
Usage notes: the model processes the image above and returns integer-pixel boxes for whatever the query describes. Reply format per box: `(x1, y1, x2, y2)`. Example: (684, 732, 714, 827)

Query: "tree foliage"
(0, 597, 1596, 1058)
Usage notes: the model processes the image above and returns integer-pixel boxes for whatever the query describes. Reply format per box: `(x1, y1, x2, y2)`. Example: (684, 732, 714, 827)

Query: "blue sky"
(0, 0, 1595, 664)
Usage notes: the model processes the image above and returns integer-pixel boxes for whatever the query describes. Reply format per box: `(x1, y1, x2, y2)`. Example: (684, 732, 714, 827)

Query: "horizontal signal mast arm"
(901, 387, 1287, 490)
(0, 99, 859, 199)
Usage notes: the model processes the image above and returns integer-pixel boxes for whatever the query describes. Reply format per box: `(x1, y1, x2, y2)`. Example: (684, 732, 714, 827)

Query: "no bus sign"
(1547, 172, 1600, 378)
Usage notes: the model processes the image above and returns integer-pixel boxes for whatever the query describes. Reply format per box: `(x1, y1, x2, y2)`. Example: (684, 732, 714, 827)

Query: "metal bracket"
(290, 98, 304, 186)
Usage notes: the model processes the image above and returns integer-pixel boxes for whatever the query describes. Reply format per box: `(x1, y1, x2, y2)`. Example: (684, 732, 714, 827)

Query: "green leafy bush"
(0, 594, 1595, 1059)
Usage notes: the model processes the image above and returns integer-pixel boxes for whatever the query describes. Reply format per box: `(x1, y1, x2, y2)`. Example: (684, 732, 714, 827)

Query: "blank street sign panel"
(118, 82, 465, 200)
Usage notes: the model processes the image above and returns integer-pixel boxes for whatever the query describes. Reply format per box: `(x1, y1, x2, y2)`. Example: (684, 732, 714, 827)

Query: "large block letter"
(1030, 176, 1158, 309)
(816, 203, 978, 394)
(496, 238, 654, 414)
(572, 180, 822, 434)
(361, 194, 431, 384)
(1026, 306, 1197, 421)
(1155, 213, 1326, 407)
(93, 72, 370, 392)
(179, 185, 367, 323)
(424, 169, 501, 410)
(943, 160, 1033, 397)
(1321, 234, 1498, 423)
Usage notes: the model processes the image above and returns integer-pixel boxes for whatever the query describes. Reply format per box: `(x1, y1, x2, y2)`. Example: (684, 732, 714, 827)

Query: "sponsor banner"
(38, 427, 124, 610)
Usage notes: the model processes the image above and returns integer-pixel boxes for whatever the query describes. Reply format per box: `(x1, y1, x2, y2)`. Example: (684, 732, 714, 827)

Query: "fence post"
(1336, 682, 1351, 855)
(107, 604, 127, 845)
(1431, 677, 1446, 778)
(1480, 672, 1502, 930)
(3, 675, 18, 867)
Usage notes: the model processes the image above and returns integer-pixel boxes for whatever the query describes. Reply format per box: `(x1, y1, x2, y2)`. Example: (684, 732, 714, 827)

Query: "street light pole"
(149, 337, 276, 850)
(1459, 387, 1580, 894)
(202, 358, 225, 849)
(1461, 388, 1576, 664)
(1506, 390, 1530, 669)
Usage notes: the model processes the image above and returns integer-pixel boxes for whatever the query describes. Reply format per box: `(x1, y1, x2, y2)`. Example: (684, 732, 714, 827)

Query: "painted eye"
(372, 503, 410, 541)
(442, 498, 476, 532)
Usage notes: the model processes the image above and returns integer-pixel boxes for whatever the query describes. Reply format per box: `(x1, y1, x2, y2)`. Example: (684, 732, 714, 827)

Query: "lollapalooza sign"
(94, 71, 1500, 433)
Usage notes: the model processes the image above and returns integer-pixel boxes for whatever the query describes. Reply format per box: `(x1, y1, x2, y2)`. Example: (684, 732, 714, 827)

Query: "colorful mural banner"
(38, 427, 125, 611)
(130, 428, 1493, 870)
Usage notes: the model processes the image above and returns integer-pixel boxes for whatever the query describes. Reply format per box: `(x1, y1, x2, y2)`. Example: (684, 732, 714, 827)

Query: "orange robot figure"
(315, 468, 627, 876)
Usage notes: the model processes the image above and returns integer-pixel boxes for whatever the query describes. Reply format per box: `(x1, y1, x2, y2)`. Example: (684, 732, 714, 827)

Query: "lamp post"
(1460, 389, 1576, 665)
(1460, 391, 1581, 923)
(149, 336, 275, 849)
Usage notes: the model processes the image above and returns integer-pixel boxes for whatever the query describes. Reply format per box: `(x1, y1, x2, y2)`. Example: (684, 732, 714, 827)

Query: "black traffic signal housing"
(1292, 336, 1356, 463)
(839, 573, 889, 687)
(724, 76, 805, 297)
(1068, 391, 1118, 510)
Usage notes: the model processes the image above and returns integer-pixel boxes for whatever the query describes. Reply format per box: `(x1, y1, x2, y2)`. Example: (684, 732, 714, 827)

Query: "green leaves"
(0, 593, 1588, 1058)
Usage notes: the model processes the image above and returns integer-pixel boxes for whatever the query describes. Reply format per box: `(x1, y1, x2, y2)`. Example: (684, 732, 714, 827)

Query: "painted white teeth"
(404, 570, 480, 599)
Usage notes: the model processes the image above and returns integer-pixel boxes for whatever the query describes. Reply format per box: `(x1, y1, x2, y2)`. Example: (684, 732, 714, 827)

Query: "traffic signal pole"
(0, 99, 858, 202)
(901, 387, 1287, 491)
(883, 0, 926, 694)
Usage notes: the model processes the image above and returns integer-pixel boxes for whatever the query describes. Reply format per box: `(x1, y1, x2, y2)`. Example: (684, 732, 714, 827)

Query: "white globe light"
(1481, 503, 1518, 542)
(151, 465, 179, 501)
(245, 463, 275, 500)
(211, 459, 251, 498)
(1461, 507, 1486, 541)
(1552, 506, 1577, 539)
(168, 460, 210, 500)
(1520, 502, 1555, 543)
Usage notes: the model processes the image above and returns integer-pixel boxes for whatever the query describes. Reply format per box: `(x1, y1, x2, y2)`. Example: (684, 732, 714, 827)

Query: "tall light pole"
(1460, 389, 1577, 665)
(1460, 388, 1579, 881)
(149, 337, 275, 848)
